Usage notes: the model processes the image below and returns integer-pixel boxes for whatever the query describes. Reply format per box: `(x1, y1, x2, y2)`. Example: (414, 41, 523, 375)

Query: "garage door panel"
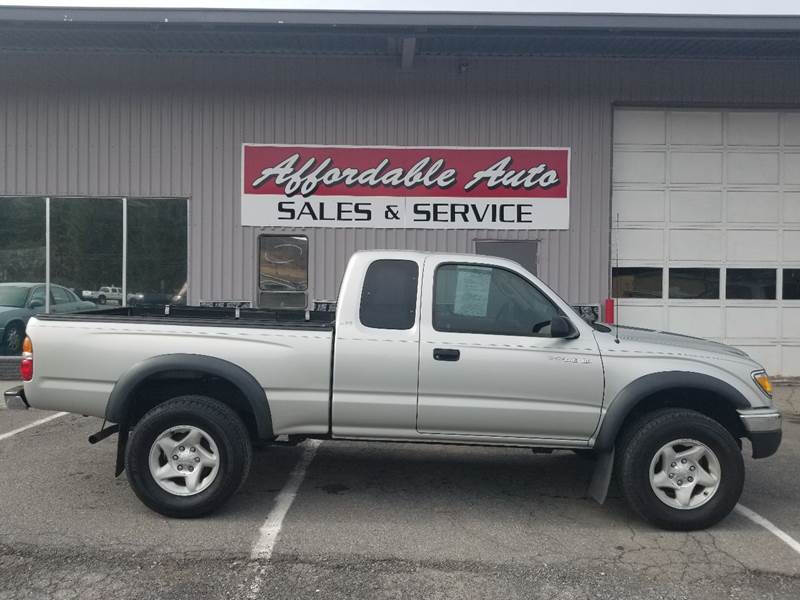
(782, 308, 800, 337)
(618, 304, 664, 330)
(782, 114, 800, 146)
(670, 191, 722, 223)
(784, 231, 800, 260)
(727, 152, 779, 185)
(726, 307, 778, 338)
(669, 111, 722, 145)
(726, 230, 778, 262)
(667, 306, 722, 339)
(727, 191, 779, 223)
(616, 229, 664, 261)
(727, 112, 780, 146)
(614, 110, 665, 145)
(670, 152, 723, 184)
(613, 151, 665, 184)
(613, 190, 665, 222)
(784, 193, 800, 222)
(669, 229, 722, 261)
(781, 346, 800, 376)
(782, 154, 800, 185)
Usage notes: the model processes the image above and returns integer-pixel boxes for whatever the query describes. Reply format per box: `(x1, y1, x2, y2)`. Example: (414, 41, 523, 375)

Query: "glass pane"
(51, 197, 123, 306)
(433, 264, 560, 337)
(0, 197, 46, 354)
(726, 268, 776, 300)
(612, 267, 663, 299)
(127, 198, 188, 306)
(668, 268, 720, 299)
(360, 259, 419, 330)
(784, 269, 800, 300)
(258, 235, 308, 309)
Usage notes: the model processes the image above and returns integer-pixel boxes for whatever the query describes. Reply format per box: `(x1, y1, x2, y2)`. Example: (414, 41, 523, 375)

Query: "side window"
(51, 286, 71, 304)
(29, 286, 45, 307)
(433, 264, 561, 337)
(359, 259, 419, 330)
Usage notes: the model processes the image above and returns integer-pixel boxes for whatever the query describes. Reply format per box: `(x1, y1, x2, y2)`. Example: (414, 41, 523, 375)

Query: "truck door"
(331, 256, 423, 438)
(416, 256, 603, 441)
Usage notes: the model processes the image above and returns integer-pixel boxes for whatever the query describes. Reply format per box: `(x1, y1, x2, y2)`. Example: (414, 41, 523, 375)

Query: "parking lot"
(1, 382, 799, 600)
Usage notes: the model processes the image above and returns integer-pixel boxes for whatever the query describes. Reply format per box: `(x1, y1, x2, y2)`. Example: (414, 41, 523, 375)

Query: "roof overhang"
(1, 7, 800, 60)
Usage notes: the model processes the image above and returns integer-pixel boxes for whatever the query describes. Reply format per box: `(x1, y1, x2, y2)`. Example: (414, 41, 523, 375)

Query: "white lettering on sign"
(241, 144, 570, 230)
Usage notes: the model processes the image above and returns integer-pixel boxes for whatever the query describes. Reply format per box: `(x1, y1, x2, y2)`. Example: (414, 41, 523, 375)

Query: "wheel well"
(618, 387, 745, 441)
(125, 370, 260, 440)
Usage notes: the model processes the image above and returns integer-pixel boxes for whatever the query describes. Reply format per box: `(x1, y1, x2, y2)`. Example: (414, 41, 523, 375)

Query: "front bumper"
(3, 385, 29, 410)
(738, 409, 782, 459)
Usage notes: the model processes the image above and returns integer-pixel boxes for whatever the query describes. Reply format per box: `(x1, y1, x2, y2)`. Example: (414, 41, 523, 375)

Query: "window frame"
(358, 258, 420, 331)
(257, 234, 310, 309)
(431, 261, 565, 337)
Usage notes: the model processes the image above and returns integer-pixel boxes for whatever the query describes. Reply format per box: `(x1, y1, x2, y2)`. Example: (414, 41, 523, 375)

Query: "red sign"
(241, 144, 570, 229)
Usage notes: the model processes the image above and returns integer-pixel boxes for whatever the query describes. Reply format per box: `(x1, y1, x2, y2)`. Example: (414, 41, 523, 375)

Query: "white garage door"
(612, 108, 800, 376)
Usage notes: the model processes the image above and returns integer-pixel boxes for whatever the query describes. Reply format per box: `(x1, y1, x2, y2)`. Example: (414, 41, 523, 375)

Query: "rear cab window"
(359, 259, 419, 330)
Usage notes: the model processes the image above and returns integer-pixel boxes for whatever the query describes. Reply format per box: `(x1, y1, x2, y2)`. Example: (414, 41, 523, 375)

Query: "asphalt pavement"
(1, 381, 799, 599)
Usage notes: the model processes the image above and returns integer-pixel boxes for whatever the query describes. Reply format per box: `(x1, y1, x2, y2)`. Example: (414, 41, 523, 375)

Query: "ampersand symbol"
(385, 205, 400, 220)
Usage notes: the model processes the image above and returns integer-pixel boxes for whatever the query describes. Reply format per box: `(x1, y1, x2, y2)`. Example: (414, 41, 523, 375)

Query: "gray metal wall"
(2, 52, 800, 305)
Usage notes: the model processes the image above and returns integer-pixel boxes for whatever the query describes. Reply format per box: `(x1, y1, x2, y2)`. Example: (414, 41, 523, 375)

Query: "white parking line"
(251, 439, 321, 560)
(735, 503, 800, 557)
(0, 412, 68, 442)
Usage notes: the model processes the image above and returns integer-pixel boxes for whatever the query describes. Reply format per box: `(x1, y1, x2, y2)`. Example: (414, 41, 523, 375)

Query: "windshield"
(0, 286, 29, 308)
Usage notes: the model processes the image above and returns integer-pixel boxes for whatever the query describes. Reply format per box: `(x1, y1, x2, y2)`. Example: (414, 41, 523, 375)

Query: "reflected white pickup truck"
(8, 251, 782, 530)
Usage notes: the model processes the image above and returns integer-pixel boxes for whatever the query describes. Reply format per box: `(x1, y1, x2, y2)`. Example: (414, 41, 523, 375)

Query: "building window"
(359, 259, 419, 330)
(726, 268, 776, 300)
(433, 264, 560, 337)
(783, 269, 800, 300)
(668, 268, 720, 299)
(612, 267, 663, 299)
(474, 240, 538, 275)
(258, 235, 308, 309)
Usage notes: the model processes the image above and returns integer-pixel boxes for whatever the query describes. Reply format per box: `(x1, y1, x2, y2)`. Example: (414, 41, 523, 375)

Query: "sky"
(2, 1, 800, 16)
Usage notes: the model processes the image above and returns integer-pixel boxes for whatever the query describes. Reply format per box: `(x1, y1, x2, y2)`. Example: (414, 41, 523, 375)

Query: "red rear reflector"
(20, 357, 33, 381)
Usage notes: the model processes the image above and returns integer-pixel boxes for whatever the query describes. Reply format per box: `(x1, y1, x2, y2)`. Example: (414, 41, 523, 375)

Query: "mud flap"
(588, 447, 615, 504)
(115, 426, 129, 477)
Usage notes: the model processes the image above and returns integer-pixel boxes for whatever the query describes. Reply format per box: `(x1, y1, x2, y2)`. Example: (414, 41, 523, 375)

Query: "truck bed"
(35, 305, 335, 330)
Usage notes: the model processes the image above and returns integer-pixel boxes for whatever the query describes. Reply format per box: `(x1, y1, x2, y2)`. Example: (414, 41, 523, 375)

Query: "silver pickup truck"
(7, 251, 782, 530)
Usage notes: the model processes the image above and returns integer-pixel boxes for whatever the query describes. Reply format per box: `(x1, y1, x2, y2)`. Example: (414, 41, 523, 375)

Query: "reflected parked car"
(82, 286, 123, 305)
(0, 283, 96, 355)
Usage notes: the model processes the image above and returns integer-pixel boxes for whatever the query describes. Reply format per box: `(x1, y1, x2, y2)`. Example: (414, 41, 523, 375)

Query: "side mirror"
(29, 299, 44, 310)
(550, 315, 577, 339)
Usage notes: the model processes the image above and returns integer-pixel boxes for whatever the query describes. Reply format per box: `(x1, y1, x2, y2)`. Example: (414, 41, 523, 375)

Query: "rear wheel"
(616, 408, 744, 531)
(125, 395, 252, 518)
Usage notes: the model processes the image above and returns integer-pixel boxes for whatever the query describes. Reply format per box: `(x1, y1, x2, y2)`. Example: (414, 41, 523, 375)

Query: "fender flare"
(593, 371, 750, 452)
(105, 353, 273, 439)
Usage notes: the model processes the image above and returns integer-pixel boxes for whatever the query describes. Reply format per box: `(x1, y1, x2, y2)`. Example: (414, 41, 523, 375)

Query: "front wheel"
(2, 322, 25, 355)
(616, 408, 744, 531)
(125, 395, 252, 518)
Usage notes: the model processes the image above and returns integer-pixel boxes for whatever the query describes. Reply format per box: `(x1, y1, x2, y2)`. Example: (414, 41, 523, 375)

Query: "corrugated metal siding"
(2, 53, 800, 305)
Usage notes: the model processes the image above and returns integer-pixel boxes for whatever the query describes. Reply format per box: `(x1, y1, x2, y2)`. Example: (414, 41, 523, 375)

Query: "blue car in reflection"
(0, 283, 96, 355)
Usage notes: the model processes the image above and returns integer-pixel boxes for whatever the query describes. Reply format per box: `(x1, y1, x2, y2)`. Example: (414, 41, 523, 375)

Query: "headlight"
(752, 371, 773, 398)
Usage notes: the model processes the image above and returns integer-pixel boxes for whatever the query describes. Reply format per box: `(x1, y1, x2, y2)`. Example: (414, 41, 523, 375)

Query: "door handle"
(433, 348, 460, 361)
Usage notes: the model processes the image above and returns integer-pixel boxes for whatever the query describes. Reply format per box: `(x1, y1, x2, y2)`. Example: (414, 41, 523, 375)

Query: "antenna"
(614, 212, 620, 344)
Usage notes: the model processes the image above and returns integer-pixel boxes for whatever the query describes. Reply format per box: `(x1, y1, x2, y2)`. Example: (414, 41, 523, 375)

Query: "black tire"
(2, 322, 25, 356)
(616, 408, 744, 531)
(97, 295, 106, 305)
(125, 395, 253, 518)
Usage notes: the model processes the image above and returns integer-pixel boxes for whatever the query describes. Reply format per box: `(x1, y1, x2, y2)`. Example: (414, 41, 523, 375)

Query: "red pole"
(604, 298, 615, 324)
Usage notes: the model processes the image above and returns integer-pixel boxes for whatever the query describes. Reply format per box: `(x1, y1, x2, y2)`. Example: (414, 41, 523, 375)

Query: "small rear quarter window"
(359, 259, 419, 330)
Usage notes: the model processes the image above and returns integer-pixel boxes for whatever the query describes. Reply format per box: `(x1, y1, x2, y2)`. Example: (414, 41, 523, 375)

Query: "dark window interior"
(783, 269, 800, 300)
(433, 264, 560, 337)
(726, 268, 776, 300)
(612, 267, 663, 299)
(360, 259, 419, 330)
(668, 268, 720, 299)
